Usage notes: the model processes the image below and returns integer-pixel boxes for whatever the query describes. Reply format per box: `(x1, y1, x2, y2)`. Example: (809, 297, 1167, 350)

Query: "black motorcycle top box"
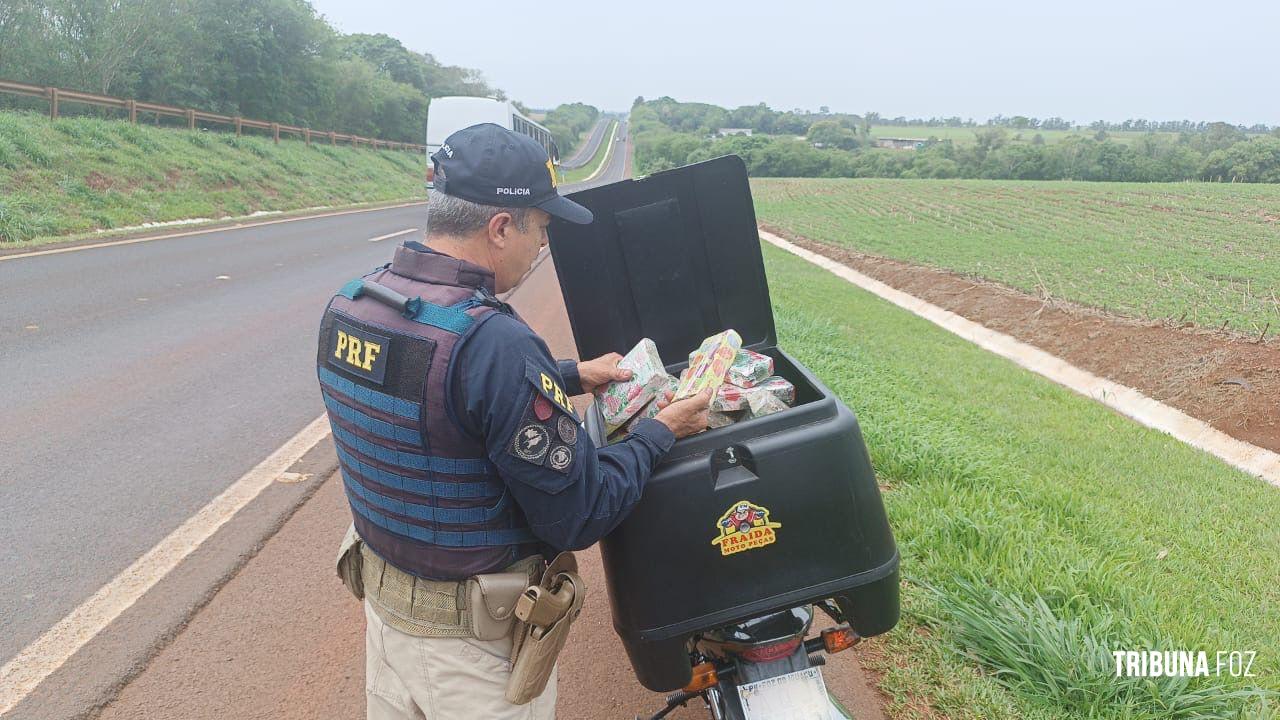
(547, 156, 900, 692)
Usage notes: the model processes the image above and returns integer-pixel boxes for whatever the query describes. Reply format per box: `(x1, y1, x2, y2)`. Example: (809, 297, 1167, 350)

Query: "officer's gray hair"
(427, 192, 529, 238)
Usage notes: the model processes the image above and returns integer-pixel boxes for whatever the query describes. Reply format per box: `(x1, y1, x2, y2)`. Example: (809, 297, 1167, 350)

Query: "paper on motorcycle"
(737, 666, 834, 720)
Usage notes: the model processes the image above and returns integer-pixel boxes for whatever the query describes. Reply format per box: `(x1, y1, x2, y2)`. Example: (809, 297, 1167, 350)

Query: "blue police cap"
(431, 123, 593, 225)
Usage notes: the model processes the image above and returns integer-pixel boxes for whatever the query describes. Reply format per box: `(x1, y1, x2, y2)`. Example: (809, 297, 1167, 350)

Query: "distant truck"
(425, 96, 559, 187)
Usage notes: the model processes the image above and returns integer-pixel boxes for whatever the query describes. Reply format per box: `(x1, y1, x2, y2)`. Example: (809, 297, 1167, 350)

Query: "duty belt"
(360, 544, 543, 638)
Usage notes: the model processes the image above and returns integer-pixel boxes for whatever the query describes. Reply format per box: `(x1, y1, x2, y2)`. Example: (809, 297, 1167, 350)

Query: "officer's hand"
(653, 387, 713, 439)
(578, 352, 632, 394)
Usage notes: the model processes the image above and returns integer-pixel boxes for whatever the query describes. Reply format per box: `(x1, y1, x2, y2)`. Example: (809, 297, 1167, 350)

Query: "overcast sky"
(310, 0, 1279, 126)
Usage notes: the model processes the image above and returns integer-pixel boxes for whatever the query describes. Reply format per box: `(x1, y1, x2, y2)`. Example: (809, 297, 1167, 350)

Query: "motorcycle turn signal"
(681, 661, 719, 692)
(821, 624, 862, 654)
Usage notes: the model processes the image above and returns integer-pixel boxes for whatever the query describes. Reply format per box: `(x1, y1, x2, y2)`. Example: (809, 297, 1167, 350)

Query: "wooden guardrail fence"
(0, 79, 425, 153)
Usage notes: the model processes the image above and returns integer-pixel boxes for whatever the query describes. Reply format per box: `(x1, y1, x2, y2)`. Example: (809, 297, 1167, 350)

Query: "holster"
(505, 552, 585, 705)
(335, 523, 364, 600)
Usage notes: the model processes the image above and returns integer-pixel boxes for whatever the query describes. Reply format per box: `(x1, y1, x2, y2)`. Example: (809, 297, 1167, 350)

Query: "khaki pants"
(364, 600, 558, 720)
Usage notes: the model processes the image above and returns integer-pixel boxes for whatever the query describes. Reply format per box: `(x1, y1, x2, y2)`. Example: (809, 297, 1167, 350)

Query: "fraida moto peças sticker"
(711, 500, 782, 556)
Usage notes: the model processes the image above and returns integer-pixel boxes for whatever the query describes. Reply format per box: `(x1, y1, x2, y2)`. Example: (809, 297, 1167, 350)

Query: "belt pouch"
(466, 572, 530, 641)
(335, 523, 364, 600)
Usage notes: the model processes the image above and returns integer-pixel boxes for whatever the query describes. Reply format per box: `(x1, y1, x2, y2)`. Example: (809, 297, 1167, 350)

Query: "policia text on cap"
(319, 123, 712, 719)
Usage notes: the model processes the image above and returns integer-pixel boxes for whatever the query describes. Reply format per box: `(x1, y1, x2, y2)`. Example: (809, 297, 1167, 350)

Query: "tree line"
(538, 103, 599, 161)
(0, 0, 597, 150)
(631, 98, 1280, 183)
(632, 97, 1274, 136)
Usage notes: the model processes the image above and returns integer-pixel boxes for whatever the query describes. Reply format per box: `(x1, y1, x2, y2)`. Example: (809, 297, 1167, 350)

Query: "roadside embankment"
(766, 243, 1279, 719)
(0, 110, 426, 246)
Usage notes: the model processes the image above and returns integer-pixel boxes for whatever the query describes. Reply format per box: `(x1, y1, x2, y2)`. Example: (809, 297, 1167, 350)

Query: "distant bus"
(425, 97, 559, 186)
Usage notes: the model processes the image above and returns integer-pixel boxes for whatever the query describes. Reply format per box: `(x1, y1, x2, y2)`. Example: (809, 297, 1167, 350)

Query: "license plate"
(737, 666, 840, 720)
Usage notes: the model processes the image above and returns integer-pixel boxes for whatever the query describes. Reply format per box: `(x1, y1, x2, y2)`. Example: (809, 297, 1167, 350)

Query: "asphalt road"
(572, 119, 628, 186)
(0, 123, 631, 713)
(559, 117, 611, 169)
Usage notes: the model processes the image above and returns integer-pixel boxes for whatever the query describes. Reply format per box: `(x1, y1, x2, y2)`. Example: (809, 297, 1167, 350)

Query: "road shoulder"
(5, 440, 336, 720)
(0, 198, 426, 258)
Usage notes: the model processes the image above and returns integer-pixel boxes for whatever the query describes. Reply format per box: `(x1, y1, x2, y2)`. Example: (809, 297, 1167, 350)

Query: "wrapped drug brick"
(726, 348, 774, 389)
(674, 329, 741, 400)
(746, 387, 789, 418)
(593, 339, 670, 434)
(711, 383, 749, 412)
(755, 375, 796, 406)
(624, 374, 680, 434)
(708, 410, 744, 429)
(713, 374, 795, 412)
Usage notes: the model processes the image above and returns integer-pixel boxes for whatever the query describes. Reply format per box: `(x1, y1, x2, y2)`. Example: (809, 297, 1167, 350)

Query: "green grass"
(562, 120, 617, 184)
(753, 177, 1280, 335)
(0, 110, 427, 245)
(765, 242, 1280, 718)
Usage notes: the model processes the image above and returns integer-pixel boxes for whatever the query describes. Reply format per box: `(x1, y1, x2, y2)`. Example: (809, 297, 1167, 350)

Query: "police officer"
(318, 123, 710, 720)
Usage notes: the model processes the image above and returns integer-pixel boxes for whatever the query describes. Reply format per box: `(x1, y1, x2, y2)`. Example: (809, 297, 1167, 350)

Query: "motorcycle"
(642, 601, 860, 720)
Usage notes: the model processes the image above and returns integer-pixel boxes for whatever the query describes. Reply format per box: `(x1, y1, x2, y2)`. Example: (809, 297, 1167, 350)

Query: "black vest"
(317, 246, 537, 579)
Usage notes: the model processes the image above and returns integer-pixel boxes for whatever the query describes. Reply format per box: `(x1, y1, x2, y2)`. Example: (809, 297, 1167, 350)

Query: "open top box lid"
(546, 155, 775, 368)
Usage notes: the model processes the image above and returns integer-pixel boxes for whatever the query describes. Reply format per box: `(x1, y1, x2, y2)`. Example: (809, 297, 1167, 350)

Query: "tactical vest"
(317, 245, 537, 580)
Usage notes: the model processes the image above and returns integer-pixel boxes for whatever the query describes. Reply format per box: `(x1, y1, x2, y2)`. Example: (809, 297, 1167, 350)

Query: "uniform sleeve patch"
(524, 358, 577, 419)
(546, 445, 574, 474)
(556, 415, 578, 444)
(511, 423, 551, 464)
(533, 394, 554, 421)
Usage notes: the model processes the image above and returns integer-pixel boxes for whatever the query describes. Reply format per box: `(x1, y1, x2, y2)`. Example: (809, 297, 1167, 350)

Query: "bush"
(0, 196, 52, 242)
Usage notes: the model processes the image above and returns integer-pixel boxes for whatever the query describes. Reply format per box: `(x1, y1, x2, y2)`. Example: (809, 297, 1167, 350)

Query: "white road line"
(759, 229, 1280, 489)
(577, 122, 618, 184)
(0, 414, 332, 715)
(0, 201, 426, 263)
(367, 227, 419, 243)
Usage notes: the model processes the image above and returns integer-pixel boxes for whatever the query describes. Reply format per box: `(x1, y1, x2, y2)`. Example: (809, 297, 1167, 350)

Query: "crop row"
(753, 178, 1280, 335)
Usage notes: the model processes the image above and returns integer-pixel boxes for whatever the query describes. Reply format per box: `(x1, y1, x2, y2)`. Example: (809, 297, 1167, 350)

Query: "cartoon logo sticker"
(711, 501, 781, 556)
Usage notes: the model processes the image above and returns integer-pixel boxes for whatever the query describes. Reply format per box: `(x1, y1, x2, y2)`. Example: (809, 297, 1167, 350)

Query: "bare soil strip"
(762, 224, 1280, 456)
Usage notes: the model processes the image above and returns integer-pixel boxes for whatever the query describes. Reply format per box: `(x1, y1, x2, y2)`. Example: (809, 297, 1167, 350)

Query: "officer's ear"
(487, 211, 515, 249)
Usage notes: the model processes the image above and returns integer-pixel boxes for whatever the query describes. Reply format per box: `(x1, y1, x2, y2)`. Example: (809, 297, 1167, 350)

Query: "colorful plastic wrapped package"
(593, 339, 670, 433)
(726, 348, 774, 389)
(746, 388, 789, 418)
(712, 375, 795, 412)
(674, 330, 742, 400)
(707, 410, 744, 429)
(624, 374, 680, 434)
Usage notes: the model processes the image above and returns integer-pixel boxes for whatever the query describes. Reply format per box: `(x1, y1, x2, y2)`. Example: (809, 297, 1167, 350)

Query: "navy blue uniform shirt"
(449, 308, 676, 552)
